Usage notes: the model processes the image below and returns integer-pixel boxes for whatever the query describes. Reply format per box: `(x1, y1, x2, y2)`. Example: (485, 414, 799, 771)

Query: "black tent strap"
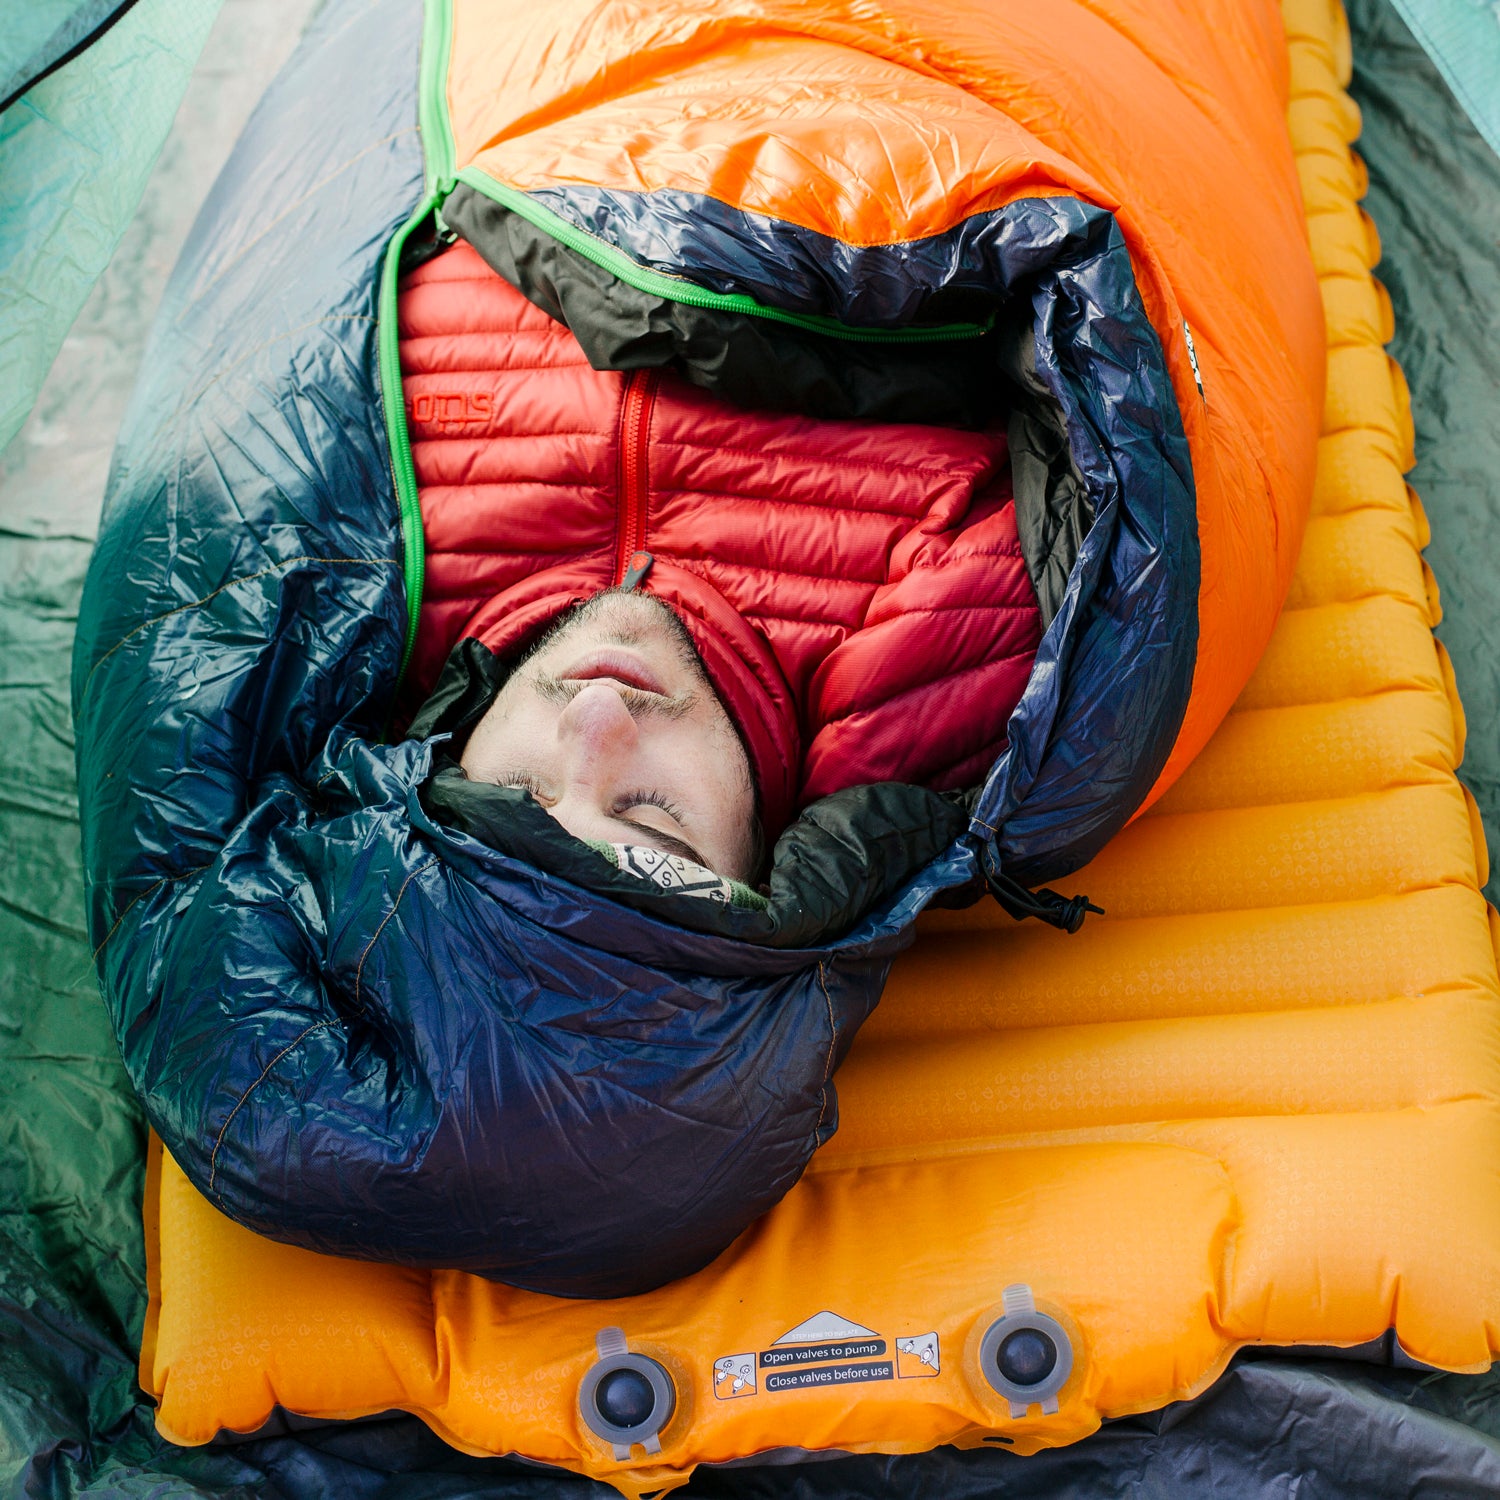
(0, 0, 144, 117)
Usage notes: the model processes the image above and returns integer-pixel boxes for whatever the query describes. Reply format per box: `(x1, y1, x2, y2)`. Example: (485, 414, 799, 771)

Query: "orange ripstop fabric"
(140, 1, 1500, 1493)
(444, 0, 1327, 810)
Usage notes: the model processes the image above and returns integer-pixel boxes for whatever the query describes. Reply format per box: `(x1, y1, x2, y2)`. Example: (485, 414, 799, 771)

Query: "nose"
(555, 681, 640, 782)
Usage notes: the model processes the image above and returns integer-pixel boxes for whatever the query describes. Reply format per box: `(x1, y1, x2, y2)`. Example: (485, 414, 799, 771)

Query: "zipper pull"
(620, 550, 654, 591)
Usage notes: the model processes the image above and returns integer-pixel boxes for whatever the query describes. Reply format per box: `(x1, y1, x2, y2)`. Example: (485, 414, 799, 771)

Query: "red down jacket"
(400, 242, 1041, 834)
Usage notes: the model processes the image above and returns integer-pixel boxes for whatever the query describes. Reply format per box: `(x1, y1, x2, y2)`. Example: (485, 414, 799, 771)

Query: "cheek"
(463, 693, 550, 777)
(671, 723, 753, 813)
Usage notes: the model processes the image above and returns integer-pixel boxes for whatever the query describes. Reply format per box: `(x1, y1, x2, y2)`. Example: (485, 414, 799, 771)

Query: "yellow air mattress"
(138, 0, 1500, 1492)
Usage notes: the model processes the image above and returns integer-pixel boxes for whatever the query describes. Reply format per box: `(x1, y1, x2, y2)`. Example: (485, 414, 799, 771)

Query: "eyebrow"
(611, 815, 709, 871)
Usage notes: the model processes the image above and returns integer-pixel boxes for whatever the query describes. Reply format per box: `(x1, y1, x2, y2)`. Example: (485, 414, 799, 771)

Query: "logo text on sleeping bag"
(712, 1311, 940, 1400)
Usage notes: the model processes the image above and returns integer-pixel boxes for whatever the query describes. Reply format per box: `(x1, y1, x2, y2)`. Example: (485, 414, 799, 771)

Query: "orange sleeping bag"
(433, 0, 1326, 823)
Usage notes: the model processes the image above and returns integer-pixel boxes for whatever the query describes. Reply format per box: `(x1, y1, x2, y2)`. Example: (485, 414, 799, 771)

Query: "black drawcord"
(984, 869, 1103, 934)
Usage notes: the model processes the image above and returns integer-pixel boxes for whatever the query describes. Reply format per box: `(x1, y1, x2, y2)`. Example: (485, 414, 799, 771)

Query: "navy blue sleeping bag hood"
(69, 0, 1252, 1297)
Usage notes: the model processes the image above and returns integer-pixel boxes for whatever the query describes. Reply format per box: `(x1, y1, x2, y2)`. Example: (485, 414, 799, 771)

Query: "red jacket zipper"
(615, 369, 659, 585)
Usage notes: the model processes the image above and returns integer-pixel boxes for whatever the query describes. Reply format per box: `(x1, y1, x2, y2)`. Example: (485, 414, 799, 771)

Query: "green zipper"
(379, 0, 454, 690)
(388, 0, 993, 682)
(419, 0, 456, 197)
(378, 196, 436, 685)
(420, 0, 986, 345)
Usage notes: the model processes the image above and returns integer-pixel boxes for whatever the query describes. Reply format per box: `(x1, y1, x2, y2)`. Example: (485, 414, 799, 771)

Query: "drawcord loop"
(984, 868, 1103, 934)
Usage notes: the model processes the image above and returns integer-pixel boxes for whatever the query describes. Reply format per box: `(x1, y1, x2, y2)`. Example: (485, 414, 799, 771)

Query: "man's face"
(461, 592, 759, 882)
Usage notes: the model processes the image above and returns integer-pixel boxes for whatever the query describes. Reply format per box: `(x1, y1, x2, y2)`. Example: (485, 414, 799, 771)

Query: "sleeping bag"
(72, 0, 1324, 1297)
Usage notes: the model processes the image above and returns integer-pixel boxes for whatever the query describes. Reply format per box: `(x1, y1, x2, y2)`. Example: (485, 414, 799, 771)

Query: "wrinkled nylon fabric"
(0, 0, 220, 454)
(87, 0, 1482, 1464)
(439, 179, 1204, 884)
(441, 0, 1325, 854)
(67, 0, 1243, 1298)
(71, 0, 944, 1298)
(6, 0, 1500, 1497)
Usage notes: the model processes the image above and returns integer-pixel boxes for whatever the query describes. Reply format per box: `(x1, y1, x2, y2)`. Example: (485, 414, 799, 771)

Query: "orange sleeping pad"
(139, 0, 1500, 1493)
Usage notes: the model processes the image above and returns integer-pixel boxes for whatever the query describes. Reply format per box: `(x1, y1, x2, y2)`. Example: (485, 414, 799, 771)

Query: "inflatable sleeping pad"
(72, 0, 1324, 1297)
(125, 0, 1500, 1490)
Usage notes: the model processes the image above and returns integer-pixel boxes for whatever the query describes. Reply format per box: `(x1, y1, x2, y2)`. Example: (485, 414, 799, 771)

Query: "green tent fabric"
(1383, 0, 1500, 161)
(0, 0, 221, 454)
(1, 2, 120, 105)
(0, 1, 1498, 1492)
(2, 2, 149, 110)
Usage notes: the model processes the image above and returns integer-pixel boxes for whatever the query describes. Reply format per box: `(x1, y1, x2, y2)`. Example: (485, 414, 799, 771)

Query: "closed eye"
(614, 789, 707, 868)
(491, 775, 712, 870)
(497, 771, 547, 801)
(618, 788, 687, 824)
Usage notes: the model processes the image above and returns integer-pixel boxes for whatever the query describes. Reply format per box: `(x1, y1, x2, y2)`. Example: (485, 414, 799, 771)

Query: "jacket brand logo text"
(406, 391, 492, 428)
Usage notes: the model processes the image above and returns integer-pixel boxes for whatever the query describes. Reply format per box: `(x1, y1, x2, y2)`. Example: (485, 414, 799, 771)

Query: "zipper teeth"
(616, 370, 655, 583)
(381, 0, 460, 693)
(379, 198, 438, 688)
(420, 0, 457, 195)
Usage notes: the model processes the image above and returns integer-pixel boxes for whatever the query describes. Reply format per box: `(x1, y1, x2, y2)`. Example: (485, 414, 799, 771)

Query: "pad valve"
(977, 1285, 1075, 1418)
(579, 1327, 677, 1460)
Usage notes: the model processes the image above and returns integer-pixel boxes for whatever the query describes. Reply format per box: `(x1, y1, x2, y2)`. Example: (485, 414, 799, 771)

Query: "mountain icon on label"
(773, 1311, 880, 1345)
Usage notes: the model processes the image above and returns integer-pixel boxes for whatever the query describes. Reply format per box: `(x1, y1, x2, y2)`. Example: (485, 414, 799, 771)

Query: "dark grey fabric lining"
(442, 185, 1006, 430)
(1002, 322, 1096, 626)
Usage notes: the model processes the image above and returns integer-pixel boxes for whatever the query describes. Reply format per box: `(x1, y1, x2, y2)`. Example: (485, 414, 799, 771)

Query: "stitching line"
(205, 858, 438, 1196)
(185, 315, 377, 409)
(186, 127, 418, 303)
(313, 741, 352, 793)
(650, 483, 953, 523)
(81, 555, 397, 697)
(409, 430, 610, 443)
(91, 863, 213, 962)
(207, 1020, 337, 1195)
(813, 960, 838, 1144)
(813, 644, 1037, 725)
(353, 859, 438, 1014)
(659, 438, 993, 482)
(401, 353, 592, 375)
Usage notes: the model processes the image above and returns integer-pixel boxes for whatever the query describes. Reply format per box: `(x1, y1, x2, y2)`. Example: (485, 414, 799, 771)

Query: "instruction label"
(759, 1339, 886, 1368)
(713, 1353, 757, 1400)
(713, 1311, 939, 1400)
(896, 1332, 940, 1378)
(764, 1360, 894, 1393)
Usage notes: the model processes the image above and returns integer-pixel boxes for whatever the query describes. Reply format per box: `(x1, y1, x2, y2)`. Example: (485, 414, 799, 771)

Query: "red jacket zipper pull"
(615, 369, 658, 585)
(621, 550, 654, 590)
